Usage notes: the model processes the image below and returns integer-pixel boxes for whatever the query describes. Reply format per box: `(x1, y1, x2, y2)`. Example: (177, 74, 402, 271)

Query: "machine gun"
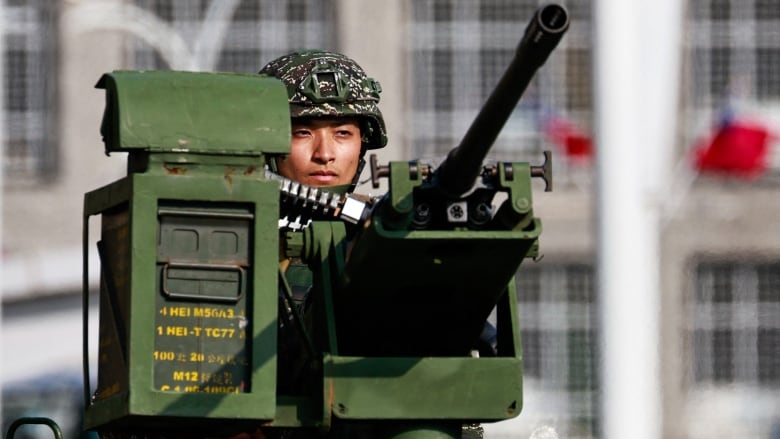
(330, 3, 567, 359)
(7, 4, 568, 439)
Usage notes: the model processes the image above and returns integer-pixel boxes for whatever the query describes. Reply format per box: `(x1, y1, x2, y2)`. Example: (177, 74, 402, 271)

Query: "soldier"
(259, 49, 388, 394)
(255, 50, 486, 439)
(258, 50, 387, 191)
(256, 51, 485, 439)
(231, 51, 383, 439)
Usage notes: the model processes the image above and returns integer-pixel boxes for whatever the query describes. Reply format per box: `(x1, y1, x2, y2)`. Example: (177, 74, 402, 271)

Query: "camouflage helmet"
(259, 50, 387, 150)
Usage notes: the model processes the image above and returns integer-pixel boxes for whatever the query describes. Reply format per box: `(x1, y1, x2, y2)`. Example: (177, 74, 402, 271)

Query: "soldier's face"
(276, 117, 362, 187)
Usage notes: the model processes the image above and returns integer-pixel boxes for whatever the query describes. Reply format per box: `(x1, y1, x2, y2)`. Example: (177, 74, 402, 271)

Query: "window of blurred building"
(2, 0, 59, 184)
(687, 261, 780, 437)
(128, 0, 336, 71)
(684, 0, 780, 179)
(514, 263, 598, 438)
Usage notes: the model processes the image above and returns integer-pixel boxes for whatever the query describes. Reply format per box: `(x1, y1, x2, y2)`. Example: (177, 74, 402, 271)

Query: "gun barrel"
(435, 4, 569, 196)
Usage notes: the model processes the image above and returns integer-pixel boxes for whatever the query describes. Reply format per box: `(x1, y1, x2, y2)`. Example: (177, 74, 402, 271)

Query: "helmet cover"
(259, 50, 387, 149)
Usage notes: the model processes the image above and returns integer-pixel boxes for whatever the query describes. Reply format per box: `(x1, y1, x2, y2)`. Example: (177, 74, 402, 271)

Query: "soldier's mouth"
(308, 171, 338, 184)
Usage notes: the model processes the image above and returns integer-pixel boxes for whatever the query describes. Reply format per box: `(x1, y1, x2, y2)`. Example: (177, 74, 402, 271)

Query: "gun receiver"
(435, 3, 569, 197)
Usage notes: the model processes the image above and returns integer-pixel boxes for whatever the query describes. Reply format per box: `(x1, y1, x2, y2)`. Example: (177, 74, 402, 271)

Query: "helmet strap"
(349, 154, 367, 193)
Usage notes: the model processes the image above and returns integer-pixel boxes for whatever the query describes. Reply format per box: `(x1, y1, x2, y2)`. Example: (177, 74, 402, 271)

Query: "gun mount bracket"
(503, 163, 515, 181)
(370, 154, 390, 189)
(530, 150, 553, 192)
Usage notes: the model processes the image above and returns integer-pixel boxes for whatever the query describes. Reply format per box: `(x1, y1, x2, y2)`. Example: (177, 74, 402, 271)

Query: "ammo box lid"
(96, 70, 291, 155)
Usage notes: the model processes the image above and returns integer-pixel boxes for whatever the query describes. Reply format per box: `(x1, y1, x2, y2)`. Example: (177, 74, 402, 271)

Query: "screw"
(470, 202, 492, 226)
(415, 203, 431, 221)
(449, 204, 464, 219)
(446, 201, 468, 223)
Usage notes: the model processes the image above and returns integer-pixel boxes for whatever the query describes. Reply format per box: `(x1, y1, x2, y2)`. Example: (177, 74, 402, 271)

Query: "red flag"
(543, 116, 593, 162)
(693, 118, 773, 179)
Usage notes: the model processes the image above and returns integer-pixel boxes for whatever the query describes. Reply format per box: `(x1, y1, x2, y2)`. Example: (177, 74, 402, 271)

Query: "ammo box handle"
(162, 262, 245, 303)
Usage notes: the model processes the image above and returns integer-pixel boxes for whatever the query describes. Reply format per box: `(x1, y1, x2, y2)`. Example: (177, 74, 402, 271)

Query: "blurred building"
(2, 0, 779, 438)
